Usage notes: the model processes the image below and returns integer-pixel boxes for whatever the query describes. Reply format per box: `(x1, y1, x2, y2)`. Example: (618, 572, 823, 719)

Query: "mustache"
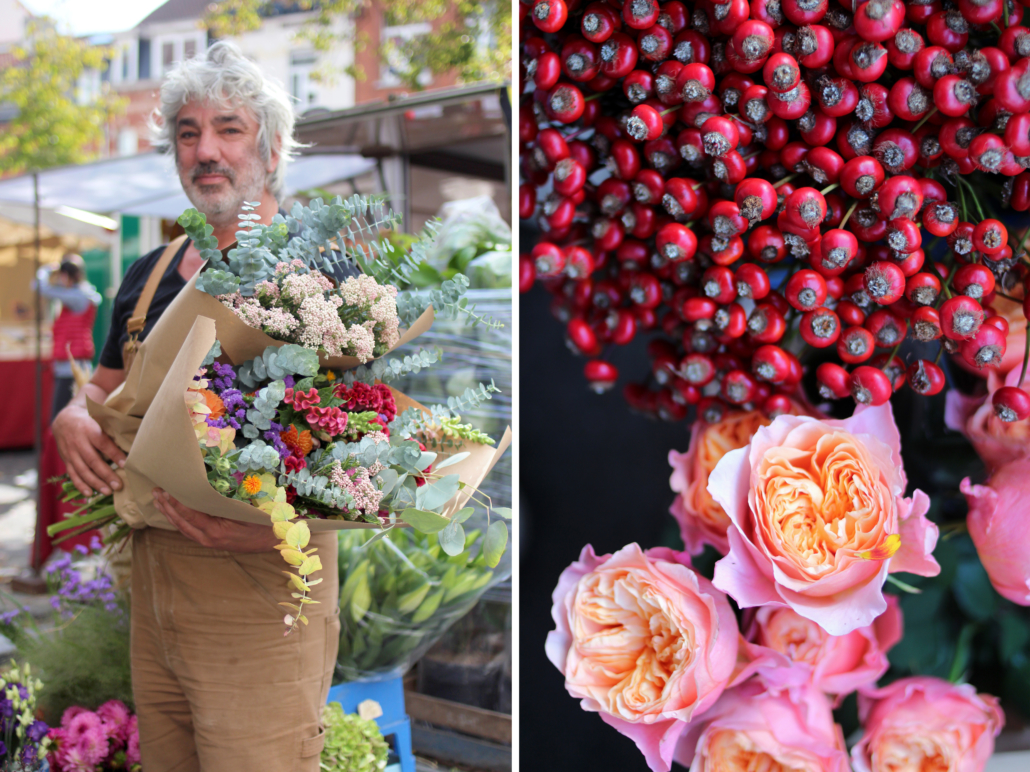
(190, 163, 236, 184)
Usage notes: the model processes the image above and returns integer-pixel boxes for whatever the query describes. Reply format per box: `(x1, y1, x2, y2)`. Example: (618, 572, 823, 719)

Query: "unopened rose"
(675, 681, 850, 772)
(946, 365, 1030, 474)
(546, 544, 739, 772)
(669, 410, 772, 555)
(742, 595, 902, 701)
(962, 457, 1030, 605)
(853, 677, 1003, 772)
(709, 404, 939, 635)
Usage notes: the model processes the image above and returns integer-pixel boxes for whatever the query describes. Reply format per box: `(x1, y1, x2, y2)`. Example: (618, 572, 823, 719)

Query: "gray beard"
(179, 156, 267, 229)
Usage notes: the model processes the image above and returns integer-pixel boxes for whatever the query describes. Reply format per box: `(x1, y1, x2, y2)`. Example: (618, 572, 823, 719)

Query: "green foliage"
(0, 20, 126, 174)
(396, 273, 503, 331)
(389, 382, 500, 444)
(203, 0, 511, 91)
(335, 527, 498, 680)
(321, 703, 389, 772)
(15, 604, 133, 723)
(341, 348, 441, 387)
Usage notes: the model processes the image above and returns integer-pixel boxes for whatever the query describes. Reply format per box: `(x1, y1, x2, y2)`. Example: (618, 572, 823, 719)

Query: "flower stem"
(886, 574, 922, 594)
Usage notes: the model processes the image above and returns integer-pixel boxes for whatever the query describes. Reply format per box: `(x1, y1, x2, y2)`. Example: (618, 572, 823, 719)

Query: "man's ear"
(268, 133, 281, 174)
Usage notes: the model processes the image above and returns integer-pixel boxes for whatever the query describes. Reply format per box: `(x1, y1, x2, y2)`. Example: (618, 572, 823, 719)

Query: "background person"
(32, 254, 101, 415)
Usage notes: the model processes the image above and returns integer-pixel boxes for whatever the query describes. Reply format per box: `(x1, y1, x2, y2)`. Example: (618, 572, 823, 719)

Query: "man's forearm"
(66, 381, 112, 413)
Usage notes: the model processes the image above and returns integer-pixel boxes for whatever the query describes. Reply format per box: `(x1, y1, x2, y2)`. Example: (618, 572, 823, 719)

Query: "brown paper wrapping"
(103, 270, 435, 420)
(110, 316, 511, 533)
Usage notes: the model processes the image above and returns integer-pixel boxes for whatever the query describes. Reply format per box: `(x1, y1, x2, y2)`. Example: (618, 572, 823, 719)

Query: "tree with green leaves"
(203, 0, 511, 91)
(0, 20, 126, 175)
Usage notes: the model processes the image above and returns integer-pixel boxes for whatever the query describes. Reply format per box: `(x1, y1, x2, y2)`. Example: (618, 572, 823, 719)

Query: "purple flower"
(27, 719, 48, 743)
(263, 421, 291, 460)
(283, 375, 296, 388)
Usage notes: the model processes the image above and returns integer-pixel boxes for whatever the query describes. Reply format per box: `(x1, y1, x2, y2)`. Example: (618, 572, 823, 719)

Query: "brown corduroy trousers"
(130, 528, 340, 771)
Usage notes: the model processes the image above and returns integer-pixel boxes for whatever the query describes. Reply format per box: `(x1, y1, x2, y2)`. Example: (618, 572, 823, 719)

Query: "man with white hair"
(52, 42, 339, 770)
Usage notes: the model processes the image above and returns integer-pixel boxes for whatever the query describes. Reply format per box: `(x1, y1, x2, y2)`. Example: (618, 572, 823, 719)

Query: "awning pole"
(32, 171, 43, 573)
(110, 212, 123, 293)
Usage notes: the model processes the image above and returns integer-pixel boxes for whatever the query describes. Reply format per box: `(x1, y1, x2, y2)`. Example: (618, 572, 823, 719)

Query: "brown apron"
(121, 234, 189, 373)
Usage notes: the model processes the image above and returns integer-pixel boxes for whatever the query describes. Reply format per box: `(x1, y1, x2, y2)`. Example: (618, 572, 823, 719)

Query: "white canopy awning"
(0, 152, 377, 220)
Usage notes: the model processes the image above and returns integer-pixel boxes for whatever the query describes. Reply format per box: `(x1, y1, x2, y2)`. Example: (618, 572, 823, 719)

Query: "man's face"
(174, 101, 278, 225)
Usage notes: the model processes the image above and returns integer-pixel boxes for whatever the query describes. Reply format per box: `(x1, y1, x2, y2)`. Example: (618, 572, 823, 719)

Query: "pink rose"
(674, 681, 850, 772)
(546, 544, 739, 772)
(709, 403, 939, 635)
(946, 366, 1030, 474)
(962, 457, 1030, 605)
(741, 595, 903, 702)
(669, 410, 773, 555)
(853, 677, 1003, 772)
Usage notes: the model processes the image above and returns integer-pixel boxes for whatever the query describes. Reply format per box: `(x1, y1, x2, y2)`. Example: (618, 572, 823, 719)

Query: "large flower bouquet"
(0, 665, 50, 771)
(53, 195, 511, 634)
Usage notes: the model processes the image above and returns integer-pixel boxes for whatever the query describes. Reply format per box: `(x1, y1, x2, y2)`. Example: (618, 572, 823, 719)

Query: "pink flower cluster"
(48, 700, 140, 772)
(219, 263, 401, 363)
(306, 405, 347, 435)
(329, 461, 385, 514)
(284, 387, 320, 411)
(549, 406, 1003, 772)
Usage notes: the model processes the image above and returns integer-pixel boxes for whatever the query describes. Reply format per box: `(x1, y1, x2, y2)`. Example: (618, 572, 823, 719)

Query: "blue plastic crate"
(326, 676, 414, 772)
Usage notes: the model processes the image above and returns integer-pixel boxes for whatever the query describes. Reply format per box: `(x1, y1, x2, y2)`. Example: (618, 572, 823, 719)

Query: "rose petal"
(889, 490, 940, 577)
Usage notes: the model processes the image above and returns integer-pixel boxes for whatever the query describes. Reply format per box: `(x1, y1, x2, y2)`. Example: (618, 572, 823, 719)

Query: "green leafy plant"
(336, 526, 506, 681)
(321, 703, 389, 772)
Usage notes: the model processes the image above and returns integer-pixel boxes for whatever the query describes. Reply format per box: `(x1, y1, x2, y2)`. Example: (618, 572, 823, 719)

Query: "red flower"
(284, 454, 307, 473)
(286, 387, 320, 411)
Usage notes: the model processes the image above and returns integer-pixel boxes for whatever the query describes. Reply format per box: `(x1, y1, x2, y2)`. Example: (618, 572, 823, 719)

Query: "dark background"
(518, 282, 694, 771)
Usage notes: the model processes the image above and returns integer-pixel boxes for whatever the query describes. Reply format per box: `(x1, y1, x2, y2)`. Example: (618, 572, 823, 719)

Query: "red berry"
(993, 386, 1030, 422)
(532, 0, 568, 33)
(800, 307, 841, 347)
(907, 360, 945, 396)
(939, 295, 984, 341)
(817, 362, 851, 399)
(864, 262, 906, 305)
(972, 219, 1008, 256)
(584, 360, 618, 393)
(960, 323, 1007, 370)
(518, 254, 536, 293)
(838, 325, 876, 364)
(850, 365, 894, 406)
(785, 269, 828, 311)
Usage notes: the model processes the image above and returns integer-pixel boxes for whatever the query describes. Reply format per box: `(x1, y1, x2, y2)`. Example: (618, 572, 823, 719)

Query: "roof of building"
(137, 0, 211, 27)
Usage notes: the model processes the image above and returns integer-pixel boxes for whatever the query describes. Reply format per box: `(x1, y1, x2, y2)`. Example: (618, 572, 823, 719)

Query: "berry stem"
(584, 93, 603, 102)
(772, 174, 798, 188)
(911, 107, 938, 134)
(1015, 226, 1030, 262)
(959, 176, 988, 222)
(1004, 0, 1010, 27)
(819, 183, 839, 196)
(838, 199, 859, 229)
(660, 106, 678, 116)
(934, 344, 945, 365)
(882, 341, 904, 374)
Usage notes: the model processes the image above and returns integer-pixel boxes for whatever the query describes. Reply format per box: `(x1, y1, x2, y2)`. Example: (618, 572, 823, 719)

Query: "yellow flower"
(242, 476, 262, 496)
(326, 371, 336, 382)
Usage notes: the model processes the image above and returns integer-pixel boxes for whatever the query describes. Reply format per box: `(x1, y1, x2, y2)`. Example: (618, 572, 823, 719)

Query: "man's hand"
(53, 403, 127, 497)
(152, 489, 278, 552)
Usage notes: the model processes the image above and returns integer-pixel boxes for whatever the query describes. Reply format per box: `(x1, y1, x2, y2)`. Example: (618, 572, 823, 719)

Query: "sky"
(20, 0, 172, 37)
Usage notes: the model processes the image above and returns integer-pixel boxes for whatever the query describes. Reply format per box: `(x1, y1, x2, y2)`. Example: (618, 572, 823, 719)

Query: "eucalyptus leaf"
(434, 452, 470, 470)
(438, 521, 466, 556)
(494, 507, 513, 520)
(483, 521, 507, 568)
(415, 474, 461, 511)
(452, 507, 474, 525)
(399, 508, 450, 534)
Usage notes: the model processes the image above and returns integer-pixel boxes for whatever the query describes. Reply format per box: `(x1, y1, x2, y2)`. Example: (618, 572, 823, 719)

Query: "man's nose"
(195, 128, 221, 164)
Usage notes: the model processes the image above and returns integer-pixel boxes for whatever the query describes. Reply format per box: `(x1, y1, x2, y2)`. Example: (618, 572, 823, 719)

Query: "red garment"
(51, 304, 96, 361)
(34, 427, 97, 569)
(0, 360, 53, 450)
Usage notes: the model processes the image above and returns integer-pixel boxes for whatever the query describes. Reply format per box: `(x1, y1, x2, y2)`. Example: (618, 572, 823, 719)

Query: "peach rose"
(853, 677, 1003, 772)
(546, 544, 739, 772)
(946, 365, 1030, 474)
(669, 410, 772, 555)
(962, 457, 1030, 605)
(674, 681, 850, 772)
(741, 595, 902, 702)
(709, 404, 939, 636)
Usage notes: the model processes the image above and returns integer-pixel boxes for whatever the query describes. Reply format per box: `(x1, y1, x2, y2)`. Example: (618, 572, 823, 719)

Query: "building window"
(290, 51, 318, 109)
(379, 20, 433, 88)
(162, 42, 174, 74)
(184, 39, 196, 59)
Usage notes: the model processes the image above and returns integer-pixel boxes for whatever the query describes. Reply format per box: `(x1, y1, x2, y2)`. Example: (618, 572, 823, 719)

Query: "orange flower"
(242, 475, 262, 496)
(199, 389, 226, 420)
(280, 425, 313, 456)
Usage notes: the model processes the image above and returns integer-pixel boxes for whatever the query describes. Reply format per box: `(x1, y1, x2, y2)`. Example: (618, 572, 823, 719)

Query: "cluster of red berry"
(519, 0, 1030, 424)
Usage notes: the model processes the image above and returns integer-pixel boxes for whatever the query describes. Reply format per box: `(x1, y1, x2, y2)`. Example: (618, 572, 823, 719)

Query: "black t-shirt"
(99, 239, 191, 370)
